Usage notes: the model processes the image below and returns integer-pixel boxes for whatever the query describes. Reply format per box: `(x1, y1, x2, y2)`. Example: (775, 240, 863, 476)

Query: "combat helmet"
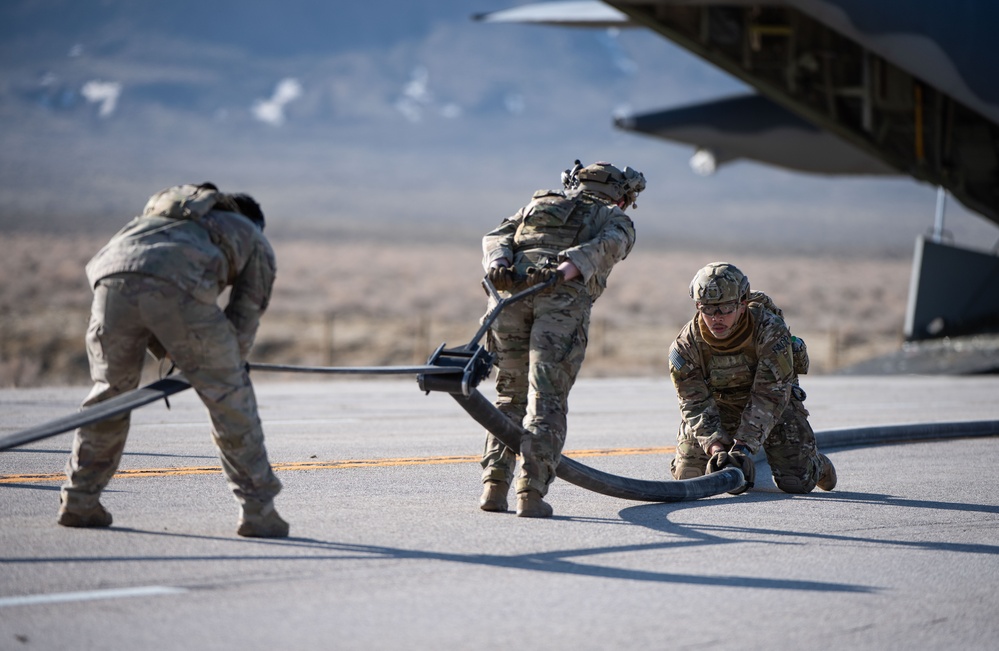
(689, 262, 750, 304)
(562, 159, 646, 208)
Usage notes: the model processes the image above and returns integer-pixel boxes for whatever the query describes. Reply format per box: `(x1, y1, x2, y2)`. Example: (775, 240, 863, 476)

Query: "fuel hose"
(449, 388, 746, 501)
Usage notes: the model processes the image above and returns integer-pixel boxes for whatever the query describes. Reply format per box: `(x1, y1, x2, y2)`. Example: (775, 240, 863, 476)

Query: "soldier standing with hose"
(668, 262, 837, 494)
(479, 161, 646, 517)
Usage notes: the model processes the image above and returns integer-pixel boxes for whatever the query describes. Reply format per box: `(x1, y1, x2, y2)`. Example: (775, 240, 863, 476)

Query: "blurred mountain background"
(3, 0, 997, 254)
(3, 1, 999, 386)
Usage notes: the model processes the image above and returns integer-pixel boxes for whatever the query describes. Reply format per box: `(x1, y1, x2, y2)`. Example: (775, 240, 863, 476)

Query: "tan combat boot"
(816, 454, 837, 491)
(479, 481, 510, 512)
(516, 489, 553, 518)
(237, 500, 290, 538)
(57, 498, 113, 528)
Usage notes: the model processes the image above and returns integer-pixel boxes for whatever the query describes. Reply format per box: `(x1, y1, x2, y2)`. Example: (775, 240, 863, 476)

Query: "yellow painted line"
(0, 446, 675, 484)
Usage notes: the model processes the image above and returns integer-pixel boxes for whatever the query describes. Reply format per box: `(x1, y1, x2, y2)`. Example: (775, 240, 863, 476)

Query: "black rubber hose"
(815, 419, 999, 449)
(450, 389, 745, 502)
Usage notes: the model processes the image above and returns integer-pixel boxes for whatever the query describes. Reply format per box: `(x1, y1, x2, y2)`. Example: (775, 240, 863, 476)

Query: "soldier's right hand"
(487, 265, 518, 292)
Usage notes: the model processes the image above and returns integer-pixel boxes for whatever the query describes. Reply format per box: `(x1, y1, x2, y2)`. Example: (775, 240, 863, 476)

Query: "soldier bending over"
(59, 183, 288, 538)
(479, 160, 646, 517)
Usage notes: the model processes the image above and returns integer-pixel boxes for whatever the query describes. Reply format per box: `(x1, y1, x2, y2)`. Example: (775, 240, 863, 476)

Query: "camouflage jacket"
(85, 186, 276, 357)
(482, 188, 635, 301)
(668, 302, 797, 454)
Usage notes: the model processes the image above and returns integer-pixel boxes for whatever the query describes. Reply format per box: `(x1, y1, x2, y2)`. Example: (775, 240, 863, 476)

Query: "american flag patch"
(669, 347, 685, 371)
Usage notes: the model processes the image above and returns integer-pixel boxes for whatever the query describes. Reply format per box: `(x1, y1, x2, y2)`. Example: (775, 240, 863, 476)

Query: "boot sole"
(516, 508, 553, 518)
(57, 509, 112, 528)
(237, 524, 290, 538)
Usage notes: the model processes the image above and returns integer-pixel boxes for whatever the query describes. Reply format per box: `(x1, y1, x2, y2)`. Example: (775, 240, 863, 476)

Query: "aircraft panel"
(607, 0, 999, 224)
(616, 93, 898, 175)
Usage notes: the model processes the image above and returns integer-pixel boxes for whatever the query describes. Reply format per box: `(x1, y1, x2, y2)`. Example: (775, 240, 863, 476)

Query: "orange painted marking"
(0, 446, 675, 484)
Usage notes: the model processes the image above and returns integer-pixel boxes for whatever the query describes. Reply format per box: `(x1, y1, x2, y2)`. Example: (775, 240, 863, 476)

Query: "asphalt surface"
(2, 375, 998, 650)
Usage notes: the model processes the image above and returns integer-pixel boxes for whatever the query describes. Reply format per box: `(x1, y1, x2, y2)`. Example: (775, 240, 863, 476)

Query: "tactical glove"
(707, 444, 755, 495)
(525, 266, 565, 287)
(487, 265, 518, 292)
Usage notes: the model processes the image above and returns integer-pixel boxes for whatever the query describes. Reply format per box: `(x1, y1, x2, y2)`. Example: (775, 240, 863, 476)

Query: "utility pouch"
(791, 336, 809, 375)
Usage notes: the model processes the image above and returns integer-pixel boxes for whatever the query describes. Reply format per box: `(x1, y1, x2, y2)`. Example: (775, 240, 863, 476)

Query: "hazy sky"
(1, 0, 996, 255)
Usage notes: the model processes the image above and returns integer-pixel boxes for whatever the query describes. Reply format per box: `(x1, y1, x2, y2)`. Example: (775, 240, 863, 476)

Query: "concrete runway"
(1, 374, 998, 650)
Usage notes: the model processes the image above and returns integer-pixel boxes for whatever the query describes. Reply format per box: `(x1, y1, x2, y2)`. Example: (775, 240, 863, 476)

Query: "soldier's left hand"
(557, 260, 581, 282)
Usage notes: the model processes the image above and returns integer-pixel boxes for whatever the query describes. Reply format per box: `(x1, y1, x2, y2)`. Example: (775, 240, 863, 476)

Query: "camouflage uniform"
(481, 187, 636, 496)
(62, 184, 282, 516)
(668, 292, 826, 493)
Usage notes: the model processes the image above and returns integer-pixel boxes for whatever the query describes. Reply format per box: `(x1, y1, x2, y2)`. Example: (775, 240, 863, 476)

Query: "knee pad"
(670, 459, 705, 481)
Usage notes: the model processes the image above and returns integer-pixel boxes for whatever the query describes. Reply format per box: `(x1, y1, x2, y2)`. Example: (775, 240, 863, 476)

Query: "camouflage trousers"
(481, 283, 590, 495)
(670, 397, 823, 493)
(62, 274, 282, 509)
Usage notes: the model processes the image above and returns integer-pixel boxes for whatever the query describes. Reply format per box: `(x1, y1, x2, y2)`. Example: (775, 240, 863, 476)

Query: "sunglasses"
(696, 301, 740, 316)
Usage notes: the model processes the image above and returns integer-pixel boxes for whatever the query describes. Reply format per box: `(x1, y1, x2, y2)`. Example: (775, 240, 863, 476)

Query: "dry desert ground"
(0, 232, 912, 387)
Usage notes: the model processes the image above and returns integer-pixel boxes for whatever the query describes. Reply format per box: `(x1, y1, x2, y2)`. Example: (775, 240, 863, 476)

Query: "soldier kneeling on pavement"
(668, 262, 836, 495)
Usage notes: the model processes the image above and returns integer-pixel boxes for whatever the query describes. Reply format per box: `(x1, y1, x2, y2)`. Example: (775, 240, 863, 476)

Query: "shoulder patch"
(771, 334, 793, 378)
(669, 347, 686, 372)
